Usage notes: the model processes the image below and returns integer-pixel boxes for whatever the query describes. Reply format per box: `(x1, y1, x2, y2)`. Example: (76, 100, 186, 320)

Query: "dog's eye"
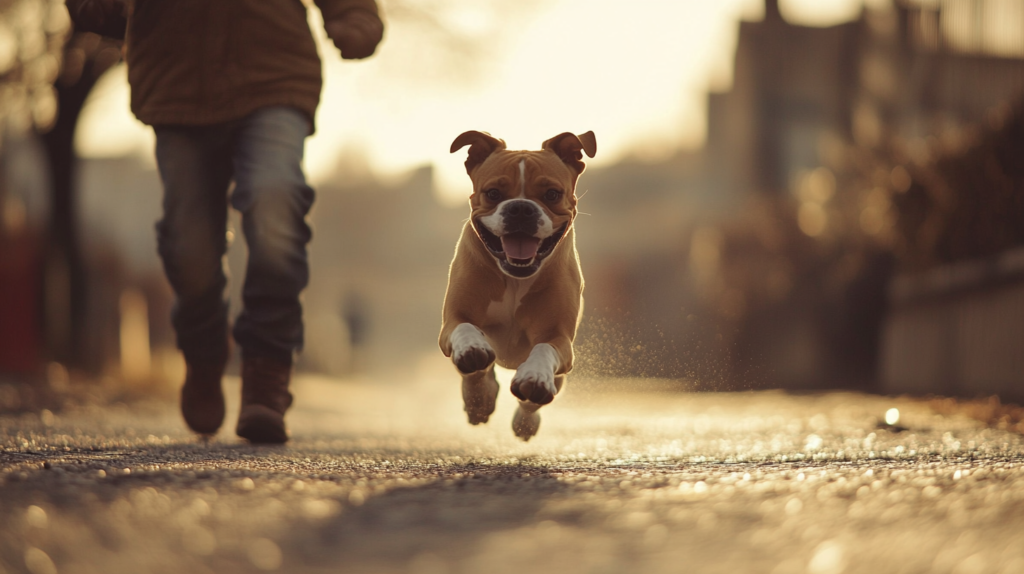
(484, 189, 502, 202)
(544, 189, 563, 202)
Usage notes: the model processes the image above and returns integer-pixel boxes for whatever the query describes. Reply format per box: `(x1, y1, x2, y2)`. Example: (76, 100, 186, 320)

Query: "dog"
(439, 130, 596, 440)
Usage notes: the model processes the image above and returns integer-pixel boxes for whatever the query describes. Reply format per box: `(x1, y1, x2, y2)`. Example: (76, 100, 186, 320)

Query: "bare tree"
(0, 0, 122, 372)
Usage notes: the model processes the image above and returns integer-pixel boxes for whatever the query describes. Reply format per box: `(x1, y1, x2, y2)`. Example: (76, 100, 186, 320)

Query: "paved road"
(2, 363, 1024, 574)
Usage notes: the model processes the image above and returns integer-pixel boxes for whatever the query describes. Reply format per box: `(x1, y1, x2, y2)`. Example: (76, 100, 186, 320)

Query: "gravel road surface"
(2, 364, 1024, 574)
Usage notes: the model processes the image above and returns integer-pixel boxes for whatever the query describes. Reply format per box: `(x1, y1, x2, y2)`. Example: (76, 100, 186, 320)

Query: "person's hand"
(323, 9, 383, 60)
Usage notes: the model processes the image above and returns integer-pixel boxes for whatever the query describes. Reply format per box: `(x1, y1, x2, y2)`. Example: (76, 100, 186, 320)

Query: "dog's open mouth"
(473, 220, 568, 277)
(501, 233, 541, 267)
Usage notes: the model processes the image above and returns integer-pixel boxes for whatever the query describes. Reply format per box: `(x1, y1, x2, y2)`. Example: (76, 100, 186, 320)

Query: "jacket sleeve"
(313, 0, 380, 23)
(65, 0, 128, 39)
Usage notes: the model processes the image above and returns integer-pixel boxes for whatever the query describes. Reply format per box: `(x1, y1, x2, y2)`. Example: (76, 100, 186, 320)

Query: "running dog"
(439, 130, 596, 440)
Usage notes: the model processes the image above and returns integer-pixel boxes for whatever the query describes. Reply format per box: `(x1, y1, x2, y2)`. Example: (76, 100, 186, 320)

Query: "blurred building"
(699, 0, 1024, 394)
(709, 0, 1024, 201)
(882, 101, 1024, 402)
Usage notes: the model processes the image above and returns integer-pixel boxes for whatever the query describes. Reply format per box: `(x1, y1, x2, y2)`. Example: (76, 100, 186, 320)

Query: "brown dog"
(439, 130, 596, 440)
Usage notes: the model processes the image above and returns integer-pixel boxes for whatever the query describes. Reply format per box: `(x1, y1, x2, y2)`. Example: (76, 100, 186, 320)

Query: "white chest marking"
(486, 275, 537, 328)
(517, 159, 526, 198)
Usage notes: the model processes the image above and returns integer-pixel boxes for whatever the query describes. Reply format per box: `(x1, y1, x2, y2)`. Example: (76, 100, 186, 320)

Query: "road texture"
(2, 361, 1024, 574)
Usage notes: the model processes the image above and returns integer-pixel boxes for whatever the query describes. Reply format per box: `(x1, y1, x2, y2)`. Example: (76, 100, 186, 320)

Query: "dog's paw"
(453, 344, 495, 374)
(510, 369, 557, 405)
(462, 370, 499, 425)
(512, 403, 541, 441)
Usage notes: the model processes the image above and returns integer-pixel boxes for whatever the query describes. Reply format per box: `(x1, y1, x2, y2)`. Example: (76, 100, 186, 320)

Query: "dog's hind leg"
(512, 374, 565, 441)
(462, 366, 499, 425)
(512, 400, 540, 440)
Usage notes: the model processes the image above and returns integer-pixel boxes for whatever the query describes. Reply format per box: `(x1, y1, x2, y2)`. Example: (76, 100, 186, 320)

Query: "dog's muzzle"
(500, 200, 541, 235)
(472, 201, 568, 279)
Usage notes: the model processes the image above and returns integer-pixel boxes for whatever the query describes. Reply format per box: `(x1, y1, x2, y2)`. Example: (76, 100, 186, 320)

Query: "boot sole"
(236, 404, 289, 444)
(181, 389, 225, 436)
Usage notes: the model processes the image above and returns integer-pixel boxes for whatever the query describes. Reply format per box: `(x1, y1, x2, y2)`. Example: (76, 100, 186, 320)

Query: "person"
(66, 0, 384, 443)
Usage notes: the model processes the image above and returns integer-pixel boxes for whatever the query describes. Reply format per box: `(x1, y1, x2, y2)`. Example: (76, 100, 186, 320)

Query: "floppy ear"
(450, 131, 507, 174)
(541, 131, 597, 174)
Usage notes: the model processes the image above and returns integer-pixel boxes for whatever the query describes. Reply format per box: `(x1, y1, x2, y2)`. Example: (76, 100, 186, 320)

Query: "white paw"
(510, 368, 557, 405)
(451, 324, 495, 374)
(454, 345, 495, 374)
(510, 343, 560, 405)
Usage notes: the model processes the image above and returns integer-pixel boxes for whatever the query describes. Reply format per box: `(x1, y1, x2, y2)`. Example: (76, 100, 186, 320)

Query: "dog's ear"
(542, 131, 597, 174)
(451, 131, 507, 174)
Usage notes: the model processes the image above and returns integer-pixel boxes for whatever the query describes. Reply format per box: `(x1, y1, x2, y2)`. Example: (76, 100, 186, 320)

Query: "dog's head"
(451, 130, 596, 278)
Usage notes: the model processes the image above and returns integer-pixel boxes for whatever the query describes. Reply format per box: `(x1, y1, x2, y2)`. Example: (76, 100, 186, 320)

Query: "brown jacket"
(120, 0, 378, 130)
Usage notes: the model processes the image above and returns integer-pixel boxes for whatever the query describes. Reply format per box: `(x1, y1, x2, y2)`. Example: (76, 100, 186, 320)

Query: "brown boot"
(236, 357, 293, 444)
(181, 360, 227, 435)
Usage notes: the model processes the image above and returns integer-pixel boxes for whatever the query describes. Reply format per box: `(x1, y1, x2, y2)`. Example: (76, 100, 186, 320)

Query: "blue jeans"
(153, 106, 314, 365)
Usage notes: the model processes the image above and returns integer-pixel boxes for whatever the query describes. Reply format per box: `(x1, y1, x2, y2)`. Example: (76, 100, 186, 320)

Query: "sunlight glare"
(74, 0, 873, 205)
(781, 0, 864, 26)
(885, 408, 900, 426)
(75, 64, 154, 163)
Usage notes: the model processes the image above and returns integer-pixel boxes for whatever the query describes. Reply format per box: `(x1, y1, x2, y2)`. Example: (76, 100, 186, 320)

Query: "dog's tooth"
(509, 257, 535, 267)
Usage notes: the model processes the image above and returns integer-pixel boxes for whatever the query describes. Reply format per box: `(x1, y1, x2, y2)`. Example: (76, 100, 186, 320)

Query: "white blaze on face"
(518, 159, 526, 198)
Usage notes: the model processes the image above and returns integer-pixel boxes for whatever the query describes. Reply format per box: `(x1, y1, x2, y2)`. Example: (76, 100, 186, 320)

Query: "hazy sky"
(75, 0, 873, 203)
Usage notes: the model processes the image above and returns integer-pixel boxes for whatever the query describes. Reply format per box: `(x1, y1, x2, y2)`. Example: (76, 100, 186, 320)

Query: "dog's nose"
(502, 200, 539, 220)
(501, 200, 540, 235)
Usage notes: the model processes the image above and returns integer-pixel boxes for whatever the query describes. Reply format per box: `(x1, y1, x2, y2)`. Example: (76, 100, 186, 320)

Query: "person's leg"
(228, 106, 314, 443)
(154, 124, 234, 434)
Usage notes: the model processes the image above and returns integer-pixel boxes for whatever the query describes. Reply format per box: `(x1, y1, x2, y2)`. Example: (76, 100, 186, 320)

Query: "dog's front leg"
(510, 343, 564, 440)
(449, 323, 498, 424)
(510, 343, 560, 404)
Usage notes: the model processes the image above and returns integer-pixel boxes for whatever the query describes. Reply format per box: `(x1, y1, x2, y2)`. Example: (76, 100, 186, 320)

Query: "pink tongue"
(501, 234, 541, 260)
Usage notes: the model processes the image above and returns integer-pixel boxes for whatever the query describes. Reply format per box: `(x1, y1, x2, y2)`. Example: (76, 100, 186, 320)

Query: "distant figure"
(341, 290, 370, 373)
(67, 0, 384, 443)
(341, 291, 370, 349)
